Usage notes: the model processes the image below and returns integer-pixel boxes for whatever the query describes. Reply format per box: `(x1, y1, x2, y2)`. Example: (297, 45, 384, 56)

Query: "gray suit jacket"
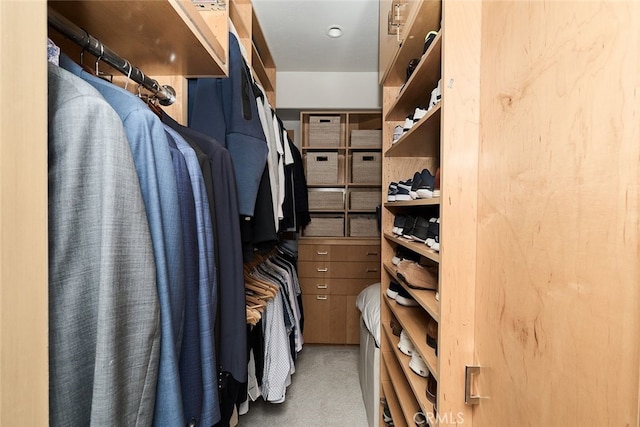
(48, 63, 160, 426)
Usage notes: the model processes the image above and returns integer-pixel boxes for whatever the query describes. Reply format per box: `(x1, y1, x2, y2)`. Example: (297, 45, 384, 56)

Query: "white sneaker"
(409, 352, 429, 377)
(392, 125, 404, 143)
(413, 106, 428, 122)
(428, 79, 442, 110)
(398, 330, 415, 356)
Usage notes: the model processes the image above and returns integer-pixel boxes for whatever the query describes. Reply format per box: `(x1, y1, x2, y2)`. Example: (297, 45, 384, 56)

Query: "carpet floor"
(237, 344, 369, 427)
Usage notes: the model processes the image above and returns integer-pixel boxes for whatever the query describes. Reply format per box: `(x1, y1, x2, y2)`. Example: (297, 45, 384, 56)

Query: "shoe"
(392, 125, 404, 143)
(401, 215, 418, 239)
(413, 105, 429, 123)
(409, 171, 422, 199)
(390, 318, 402, 336)
(403, 114, 415, 132)
(409, 216, 430, 243)
(426, 317, 438, 355)
(383, 403, 394, 425)
(426, 373, 437, 403)
(414, 411, 427, 426)
(392, 215, 406, 235)
(405, 58, 420, 83)
(395, 180, 412, 201)
(422, 30, 438, 55)
(416, 169, 435, 199)
(387, 182, 398, 202)
(396, 260, 438, 290)
(398, 329, 416, 356)
(432, 168, 440, 197)
(395, 286, 419, 307)
(409, 352, 429, 377)
(428, 79, 442, 110)
(386, 281, 402, 299)
(391, 246, 420, 265)
(425, 218, 440, 249)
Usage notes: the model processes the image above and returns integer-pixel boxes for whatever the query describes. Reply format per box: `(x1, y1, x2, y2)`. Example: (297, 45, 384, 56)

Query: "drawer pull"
(316, 284, 328, 289)
(317, 251, 328, 255)
(316, 295, 328, 300)
(366, 252, 379, 256)
(366, 268, 379, 273)
(317, 267, 328, 272)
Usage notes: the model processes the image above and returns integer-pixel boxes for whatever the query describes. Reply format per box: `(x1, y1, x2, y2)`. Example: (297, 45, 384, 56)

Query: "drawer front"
(299, 244, 381, 262)
(300, 277, 380, 296)
(301, 294, 346, 344)
(298, 261, 380, 279)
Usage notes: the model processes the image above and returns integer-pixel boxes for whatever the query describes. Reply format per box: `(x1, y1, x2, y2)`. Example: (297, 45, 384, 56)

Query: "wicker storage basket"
(351, 152, 382, 183)
(349, 215, 380, 237)
(303, 215, 345, 237)
(309, 115, 341, 146)
(349, 189, 382, 211)
(308, 189, 345, 211)
(350, 129, 382, 148)
(306, 152, 339, 184)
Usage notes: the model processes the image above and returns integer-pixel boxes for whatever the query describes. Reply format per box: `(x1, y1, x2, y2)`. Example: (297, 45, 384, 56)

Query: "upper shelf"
(48, 0, 228, 77)
(381, 0, 442, 87)
(386, 32, 442, 121)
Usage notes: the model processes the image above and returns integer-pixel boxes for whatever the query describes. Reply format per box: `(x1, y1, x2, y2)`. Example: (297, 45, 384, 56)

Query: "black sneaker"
(392, 215, 406, 235)
(401, 215, 418, 239)
(416, 169, 435, 199)
(426, 218, 440, 250)
(392, 246, 420, 265)
(386, 281, 403, 300)
(395, 180, 412, 201)
(409, 171, 422, 200)
(395, 286, 419, 307)
(422, 30, 438, 55)
(410, 216, 431, 243)
(387, 182, 398, 201)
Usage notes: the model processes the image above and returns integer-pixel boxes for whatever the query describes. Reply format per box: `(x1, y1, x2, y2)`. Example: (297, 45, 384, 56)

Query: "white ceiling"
(251, 0, 380, 73)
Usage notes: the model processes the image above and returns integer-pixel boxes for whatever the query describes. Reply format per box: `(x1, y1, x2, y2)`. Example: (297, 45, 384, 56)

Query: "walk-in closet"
(1, 1, 638, 426)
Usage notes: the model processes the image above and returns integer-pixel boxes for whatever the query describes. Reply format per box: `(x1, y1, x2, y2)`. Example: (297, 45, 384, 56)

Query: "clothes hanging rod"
(47, 7, 176, 106)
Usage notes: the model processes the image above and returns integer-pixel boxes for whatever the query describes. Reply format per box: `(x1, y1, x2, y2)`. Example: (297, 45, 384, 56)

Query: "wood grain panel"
(299, 277, 378, 296)
(473, 1, 640, 425)
(301, 294, 346, 344)
(298, 261, 381, 280)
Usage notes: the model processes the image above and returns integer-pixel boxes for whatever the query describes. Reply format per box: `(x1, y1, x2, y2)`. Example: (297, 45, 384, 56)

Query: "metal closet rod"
(47, 7, 176, 106)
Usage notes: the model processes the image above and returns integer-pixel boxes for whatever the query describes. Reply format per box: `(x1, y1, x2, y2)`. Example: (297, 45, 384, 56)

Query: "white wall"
(276, 71, 381, 110)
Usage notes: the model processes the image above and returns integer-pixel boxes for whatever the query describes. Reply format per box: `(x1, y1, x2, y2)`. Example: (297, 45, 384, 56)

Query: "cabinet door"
(301, 294, 346, 344)
(465, 1, 640, 425)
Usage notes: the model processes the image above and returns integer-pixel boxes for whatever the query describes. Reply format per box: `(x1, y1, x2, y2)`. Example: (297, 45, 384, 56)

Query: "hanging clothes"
(48, 62, 160, 426)
(61, 53, 188, 427)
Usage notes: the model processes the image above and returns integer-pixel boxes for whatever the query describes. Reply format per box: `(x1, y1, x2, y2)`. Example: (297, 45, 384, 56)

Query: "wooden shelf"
(383, 298, 438, 380)
(384, 197, 441, 208)
(381, 0, 442, 86)
(385, 105, 441, 158)
(384, 262, 439, 321)
(48, 0, 228, 77)
(384, 233, 440, 263)
(383, 322, 436, 422)
(382, 344, 422, 426)
(386, 33, 442, 121)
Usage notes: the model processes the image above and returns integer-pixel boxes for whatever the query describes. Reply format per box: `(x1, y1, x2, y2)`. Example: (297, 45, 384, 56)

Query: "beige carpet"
(238, 344, 369, 427)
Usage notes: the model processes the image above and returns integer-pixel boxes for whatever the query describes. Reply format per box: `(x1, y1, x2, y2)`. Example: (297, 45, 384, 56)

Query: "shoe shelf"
(385, 105, 441, 158)
(383, 322, 436, 425)
(384, 262, 439, 321)
(381, 380, 410, 427)
(384, 297, 438, 380)
(384, 233, 440, 264)
(386, 33, 443, 122)
(384, 197, 441, 208)
(381, 0, 442, 87)
(382, 340, 423, 426)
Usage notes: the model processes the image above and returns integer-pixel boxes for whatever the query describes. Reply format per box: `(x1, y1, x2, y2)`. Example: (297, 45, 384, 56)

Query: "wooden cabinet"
(379, 1, 640, 426)
(299, 240, 381, 344)
(301, 110, 382, 238)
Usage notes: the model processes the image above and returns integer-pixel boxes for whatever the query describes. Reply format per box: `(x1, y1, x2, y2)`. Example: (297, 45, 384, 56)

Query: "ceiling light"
(326, 25, 343, 38)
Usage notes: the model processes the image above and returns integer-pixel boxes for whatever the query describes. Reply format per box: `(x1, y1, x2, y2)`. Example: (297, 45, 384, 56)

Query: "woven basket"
(349, 215, 380, 237)
(309, 115, 341, 146)
(306, 152, 339, 184)
(308, 189, 345, 211)
(350, 129, 382, 148)
(350, 189, 382, 211)
(351, 152, 382, 183)
(303, 215, 345, 237)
